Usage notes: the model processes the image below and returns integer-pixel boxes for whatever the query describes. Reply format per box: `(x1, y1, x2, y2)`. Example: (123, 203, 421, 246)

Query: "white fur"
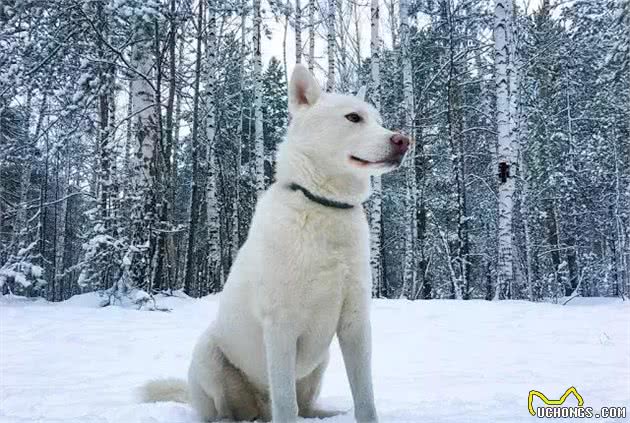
(141, 65, 406, 422)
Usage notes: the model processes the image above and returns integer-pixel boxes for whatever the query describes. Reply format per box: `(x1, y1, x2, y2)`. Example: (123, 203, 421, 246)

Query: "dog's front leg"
(337, 293, 378, 423)
(264, 321, 298, 422)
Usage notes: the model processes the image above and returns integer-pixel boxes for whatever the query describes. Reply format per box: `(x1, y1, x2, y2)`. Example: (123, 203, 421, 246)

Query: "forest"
(0, 0, 628, 305)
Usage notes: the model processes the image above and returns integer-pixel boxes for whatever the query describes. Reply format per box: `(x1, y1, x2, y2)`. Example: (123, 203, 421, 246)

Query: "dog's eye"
(345, 113, 362, 123)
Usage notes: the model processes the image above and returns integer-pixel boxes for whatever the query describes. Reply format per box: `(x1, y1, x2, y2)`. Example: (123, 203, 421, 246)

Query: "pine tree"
(262, 57, 288, 187)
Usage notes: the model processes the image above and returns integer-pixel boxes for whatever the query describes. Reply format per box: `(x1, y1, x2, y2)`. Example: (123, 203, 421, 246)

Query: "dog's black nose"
(390, 133, 410, 154)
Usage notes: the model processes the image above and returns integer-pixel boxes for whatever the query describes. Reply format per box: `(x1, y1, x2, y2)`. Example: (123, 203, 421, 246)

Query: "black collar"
(287, 183, 355, 209)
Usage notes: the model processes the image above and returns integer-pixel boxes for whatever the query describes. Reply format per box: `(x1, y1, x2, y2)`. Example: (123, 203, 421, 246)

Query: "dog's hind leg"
(297, 352, 343, 419)
(189, 331, 262, 421)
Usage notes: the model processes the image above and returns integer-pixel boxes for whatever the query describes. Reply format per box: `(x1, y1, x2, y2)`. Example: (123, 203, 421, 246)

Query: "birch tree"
(494, 0, 515, 300)
(253, 0, 265, 193)
(231, 1, 248, 259)
(369, 0, 383, 298)
(326, 0, 336, 91)
(308, 0, 316, 71)
(400, 0, 417, 296)
(206, 1, 222, 290)
(295, 0, 303, 63)
(127, 36, 160, 295)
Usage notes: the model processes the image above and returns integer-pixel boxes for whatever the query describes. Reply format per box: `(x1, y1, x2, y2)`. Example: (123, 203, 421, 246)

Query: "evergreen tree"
(262, 57, 288, 186)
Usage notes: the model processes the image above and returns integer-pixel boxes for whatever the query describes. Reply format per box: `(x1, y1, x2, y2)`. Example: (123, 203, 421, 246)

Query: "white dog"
(142, 65, 410, 422)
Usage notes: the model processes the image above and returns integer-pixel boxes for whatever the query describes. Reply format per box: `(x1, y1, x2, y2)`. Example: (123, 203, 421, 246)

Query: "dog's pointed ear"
(289, 64, 321, 113)
(356, 86, 366, 101)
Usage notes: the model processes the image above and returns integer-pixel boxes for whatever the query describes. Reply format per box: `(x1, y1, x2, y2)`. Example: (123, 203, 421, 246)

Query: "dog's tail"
(140, 378, 188, 403)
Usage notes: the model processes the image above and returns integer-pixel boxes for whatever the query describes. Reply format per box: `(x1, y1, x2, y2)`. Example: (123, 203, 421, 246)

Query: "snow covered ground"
(1, 294, 629, 422)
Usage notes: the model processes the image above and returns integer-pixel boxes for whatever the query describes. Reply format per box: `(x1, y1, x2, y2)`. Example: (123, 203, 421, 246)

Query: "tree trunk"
(232, 2, 247, 260)
(253, 0, 265, 194)
(163, 0, 178, 292)
(400, 0, 417, 297)
(54, 150, 68, 301)
(494, 0, 515, 300)
(337, 0, 348, 91)
(369, 0, 382, 298)
(295, 0, 302, 63)
(282, 4, 289, 92)
(352, 2, 362, 69)
(206, 2, 221, 291)
(441, 0, 467, 300)
(520, 137, 534, 301)
(326, 0, 336, 92)
(183, 0, 205, 297)
(308, 0, 316, 72)
(149, 19, 166, 294)
(613, 140, 629, 298)
(12, 90, 33, 253)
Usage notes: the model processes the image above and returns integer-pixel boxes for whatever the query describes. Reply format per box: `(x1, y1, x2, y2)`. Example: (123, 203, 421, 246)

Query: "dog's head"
(284, 65, 410, 177)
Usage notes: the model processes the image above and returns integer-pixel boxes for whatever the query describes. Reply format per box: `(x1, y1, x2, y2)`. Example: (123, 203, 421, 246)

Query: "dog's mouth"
(349, 154, 405, 168)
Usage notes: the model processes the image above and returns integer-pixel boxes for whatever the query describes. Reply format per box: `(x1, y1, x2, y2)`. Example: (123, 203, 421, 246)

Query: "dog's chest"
(299, 209, 367, 283)
(284, 208, 369, 322)
(285, 212, 363, 372)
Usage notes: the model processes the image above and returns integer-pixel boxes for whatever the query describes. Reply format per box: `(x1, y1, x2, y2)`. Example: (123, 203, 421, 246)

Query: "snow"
(29, 265, 43, 279)
(1, 295, 629, 423)
(0, 270, 30, 288)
